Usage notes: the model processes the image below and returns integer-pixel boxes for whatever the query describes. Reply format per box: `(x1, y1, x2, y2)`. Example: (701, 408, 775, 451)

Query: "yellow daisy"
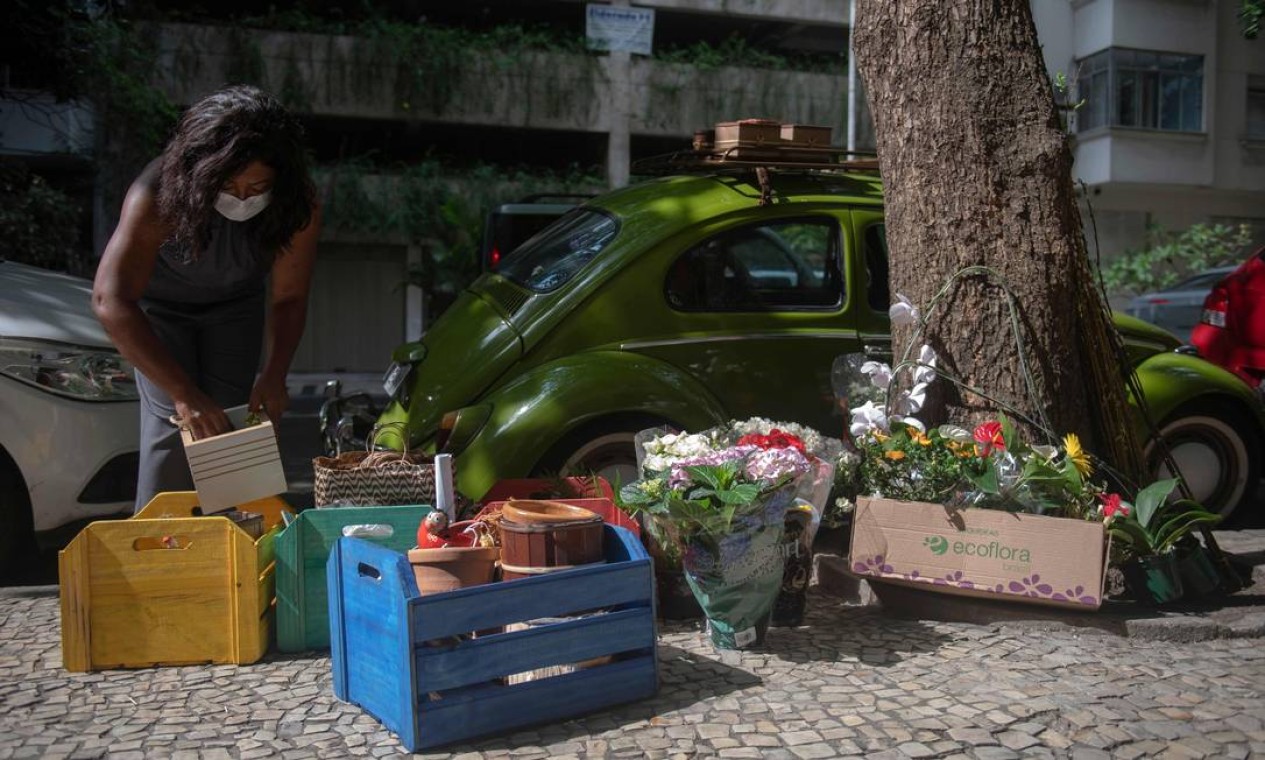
(910, 430, 932, 447)
(1064, 433, 1093, 477)
(884, 450, 906, 461)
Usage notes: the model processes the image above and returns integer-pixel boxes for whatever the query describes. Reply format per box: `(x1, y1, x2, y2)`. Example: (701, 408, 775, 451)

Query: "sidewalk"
(1, 530, 1263, 759)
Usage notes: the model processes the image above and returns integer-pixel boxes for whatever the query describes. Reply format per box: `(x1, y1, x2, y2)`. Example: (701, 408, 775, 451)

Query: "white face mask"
(214, 191, 272, 222)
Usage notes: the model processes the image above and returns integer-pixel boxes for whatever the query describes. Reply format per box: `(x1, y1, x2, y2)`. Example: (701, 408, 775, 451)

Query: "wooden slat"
(329, 538, 422, 747)
(414, 608, 654, 692)
(276, 506, 428, 652)
(413, 656, 658, 750)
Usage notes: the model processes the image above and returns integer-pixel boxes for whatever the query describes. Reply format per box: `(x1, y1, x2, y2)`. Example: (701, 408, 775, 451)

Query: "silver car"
(0, 262, 140, 576)
(1125, 267, 1237, 342)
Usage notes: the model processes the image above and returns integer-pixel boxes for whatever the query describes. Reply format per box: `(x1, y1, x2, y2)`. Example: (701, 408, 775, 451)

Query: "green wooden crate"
(275, 505, 431, 652)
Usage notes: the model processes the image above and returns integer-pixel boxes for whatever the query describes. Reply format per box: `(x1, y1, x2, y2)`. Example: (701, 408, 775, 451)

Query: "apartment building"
(1032, 0, 1265, 256)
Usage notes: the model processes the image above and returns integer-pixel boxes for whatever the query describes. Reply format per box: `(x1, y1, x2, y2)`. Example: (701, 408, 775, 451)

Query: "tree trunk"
(852, 0, 1143, 480)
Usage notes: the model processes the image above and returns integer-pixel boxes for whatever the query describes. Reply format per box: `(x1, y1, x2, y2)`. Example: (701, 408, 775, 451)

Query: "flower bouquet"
(620, 432, 811, 649)
(722, 419, 839, 626)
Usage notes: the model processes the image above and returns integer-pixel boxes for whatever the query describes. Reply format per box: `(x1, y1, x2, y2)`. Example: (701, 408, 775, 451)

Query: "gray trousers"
(134, 292, 265, 511)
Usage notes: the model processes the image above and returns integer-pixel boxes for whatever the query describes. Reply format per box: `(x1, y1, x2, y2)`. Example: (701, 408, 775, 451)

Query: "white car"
(0, 261, 139, 571)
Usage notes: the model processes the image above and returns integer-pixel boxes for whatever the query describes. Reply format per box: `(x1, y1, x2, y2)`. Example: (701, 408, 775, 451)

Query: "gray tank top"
(143, 214, 272, 304)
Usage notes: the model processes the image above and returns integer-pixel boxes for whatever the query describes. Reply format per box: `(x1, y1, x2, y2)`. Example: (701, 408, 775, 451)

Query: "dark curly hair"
(156, 86, 315, 257)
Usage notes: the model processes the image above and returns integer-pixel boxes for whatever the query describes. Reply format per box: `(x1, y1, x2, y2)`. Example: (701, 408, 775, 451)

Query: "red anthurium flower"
(1100, 493, 1129, 520)
(973, 421, 1005, 455)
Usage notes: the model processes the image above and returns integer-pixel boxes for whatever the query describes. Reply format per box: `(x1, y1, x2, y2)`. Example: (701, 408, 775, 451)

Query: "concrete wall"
(151, 23, 846, 145)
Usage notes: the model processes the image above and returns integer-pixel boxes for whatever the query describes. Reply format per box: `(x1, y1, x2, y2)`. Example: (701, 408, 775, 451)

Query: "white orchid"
(889, 293, 920, 326)
(860, 360, 893, 389)
(914, 344, 938, 385)
(849, 400, 890, 437)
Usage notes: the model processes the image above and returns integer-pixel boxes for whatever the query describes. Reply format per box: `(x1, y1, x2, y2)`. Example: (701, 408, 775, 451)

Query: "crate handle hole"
(357, 562, 382, 581)
(341, 524, 394, 538)
(133, 535, 190, 551)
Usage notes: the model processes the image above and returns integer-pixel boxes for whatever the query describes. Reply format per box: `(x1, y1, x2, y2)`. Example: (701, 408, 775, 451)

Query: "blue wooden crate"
(327, 525, 659, 751)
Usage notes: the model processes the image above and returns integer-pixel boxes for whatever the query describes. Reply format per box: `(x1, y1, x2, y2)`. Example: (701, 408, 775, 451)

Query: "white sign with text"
(586, 4, 655, 55)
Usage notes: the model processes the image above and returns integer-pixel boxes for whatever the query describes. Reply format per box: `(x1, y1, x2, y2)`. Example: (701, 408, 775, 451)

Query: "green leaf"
(1133, 478, 1179, 530)
(968, 465, 1001, 495)
(1107, 519, 1155, 554)
(716, 483, 760, 505)
(999, 413, 1018, 453)
(683, 464, 722, 491)
(617, 481, 653, 506)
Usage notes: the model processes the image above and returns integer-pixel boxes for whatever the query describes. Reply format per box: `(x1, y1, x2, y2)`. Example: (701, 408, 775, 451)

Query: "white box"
(180, 405, 287, 511)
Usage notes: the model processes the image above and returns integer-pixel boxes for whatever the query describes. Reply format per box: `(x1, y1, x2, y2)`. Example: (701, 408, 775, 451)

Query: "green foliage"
(656, 33, 844, 74)
(1106, 480, 1222, 558)
(617, 459, 780, 541)
(0, 164, 85, 274)
(1099, 223, 1253, 296)
(1242, 0, 1263, 39)
(315, 157, 603, 308)
(854, 423, 986, 504)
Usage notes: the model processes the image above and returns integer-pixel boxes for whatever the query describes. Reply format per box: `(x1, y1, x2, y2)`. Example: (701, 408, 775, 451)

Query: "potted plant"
(1102, 479, 1223, 604)
(618, 435, 813, 649)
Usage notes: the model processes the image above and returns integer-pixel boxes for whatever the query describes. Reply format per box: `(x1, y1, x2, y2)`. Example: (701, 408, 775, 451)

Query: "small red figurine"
(416, 511, 450, 549)
(416, 510, 478, 549)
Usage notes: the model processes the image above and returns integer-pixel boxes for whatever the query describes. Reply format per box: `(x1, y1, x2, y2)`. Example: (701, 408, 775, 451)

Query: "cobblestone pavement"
(2, 587, 1264, 760)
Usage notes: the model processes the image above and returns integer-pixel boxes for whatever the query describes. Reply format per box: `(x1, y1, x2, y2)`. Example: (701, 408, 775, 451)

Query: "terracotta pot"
(499, 499, 604, 581)
(407, 546, 499, 596)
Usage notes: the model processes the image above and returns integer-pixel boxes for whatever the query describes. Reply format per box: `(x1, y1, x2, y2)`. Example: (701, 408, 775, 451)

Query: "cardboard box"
(780, 123, 832, 147)
(849, 497, 1108, 610)
(713, 118, 783, 149)
(181, 405, 287, 511)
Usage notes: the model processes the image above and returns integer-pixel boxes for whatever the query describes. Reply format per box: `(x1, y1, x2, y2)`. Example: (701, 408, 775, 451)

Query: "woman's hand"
(173, 390, 231, 441)
(250, 372, 289, 424)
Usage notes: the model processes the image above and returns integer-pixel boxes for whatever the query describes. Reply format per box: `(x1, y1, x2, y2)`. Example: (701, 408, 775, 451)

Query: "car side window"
(665, 218, 842, 311)
(864, 224, 890, 311)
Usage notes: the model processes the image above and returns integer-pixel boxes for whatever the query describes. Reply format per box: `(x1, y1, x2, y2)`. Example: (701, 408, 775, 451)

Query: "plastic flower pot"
(1175, 544, 1222, 601)
(771, 508, 814, 627)
(682, 486, 795, 650)
(1121, 553, 1184, 605)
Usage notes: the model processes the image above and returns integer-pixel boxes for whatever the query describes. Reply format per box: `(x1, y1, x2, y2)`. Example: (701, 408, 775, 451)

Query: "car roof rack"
(633, 147, 879, 175)
(633, 119, 879, 176)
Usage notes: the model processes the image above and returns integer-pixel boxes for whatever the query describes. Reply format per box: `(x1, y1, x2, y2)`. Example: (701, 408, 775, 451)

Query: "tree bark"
(853, 0, 1143, 479)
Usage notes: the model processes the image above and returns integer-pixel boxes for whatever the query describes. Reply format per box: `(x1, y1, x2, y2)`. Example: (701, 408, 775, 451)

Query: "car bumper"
(0, 376, 139, 532)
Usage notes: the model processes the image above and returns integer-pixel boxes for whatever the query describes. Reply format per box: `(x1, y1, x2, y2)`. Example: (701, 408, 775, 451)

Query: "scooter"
(317, 379, 381, 456)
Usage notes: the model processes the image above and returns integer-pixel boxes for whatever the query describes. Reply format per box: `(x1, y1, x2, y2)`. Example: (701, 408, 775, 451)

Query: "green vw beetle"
(374, 169, 1264, 522)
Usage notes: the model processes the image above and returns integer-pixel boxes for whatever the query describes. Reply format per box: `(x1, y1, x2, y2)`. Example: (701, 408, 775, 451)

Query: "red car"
(1191, 247, 1265, 392)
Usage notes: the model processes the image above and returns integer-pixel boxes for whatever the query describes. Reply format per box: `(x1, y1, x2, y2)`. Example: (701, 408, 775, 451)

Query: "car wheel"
(1145, 404, 1261, 523)
(536, 415, 669, 490)
(0, 449, 36, 578)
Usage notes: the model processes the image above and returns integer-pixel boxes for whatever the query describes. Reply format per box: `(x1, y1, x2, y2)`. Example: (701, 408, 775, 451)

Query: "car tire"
(536, 415, 669, 490)
(0, 448, 36, 579)
(1144, 402, 1262, 524)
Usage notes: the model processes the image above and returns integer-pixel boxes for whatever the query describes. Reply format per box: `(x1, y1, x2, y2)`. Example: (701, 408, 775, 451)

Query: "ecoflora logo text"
(923, 536, 949, 555)
(924, 534, 1030, 562)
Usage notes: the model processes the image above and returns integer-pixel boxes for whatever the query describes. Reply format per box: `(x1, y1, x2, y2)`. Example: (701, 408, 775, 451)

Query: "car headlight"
(0, 338, 139, 401)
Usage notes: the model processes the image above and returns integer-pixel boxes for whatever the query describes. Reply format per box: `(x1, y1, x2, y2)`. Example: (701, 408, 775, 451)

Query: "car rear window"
(497, 209, 619, 293)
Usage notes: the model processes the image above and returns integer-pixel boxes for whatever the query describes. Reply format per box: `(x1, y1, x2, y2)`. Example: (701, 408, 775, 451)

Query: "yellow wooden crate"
(59, 492, 291, 672)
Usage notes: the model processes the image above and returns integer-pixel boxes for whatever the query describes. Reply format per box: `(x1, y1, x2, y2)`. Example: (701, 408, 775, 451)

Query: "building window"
(1076, 48, 1204, 133)
(1248, 76, 1265, 139)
